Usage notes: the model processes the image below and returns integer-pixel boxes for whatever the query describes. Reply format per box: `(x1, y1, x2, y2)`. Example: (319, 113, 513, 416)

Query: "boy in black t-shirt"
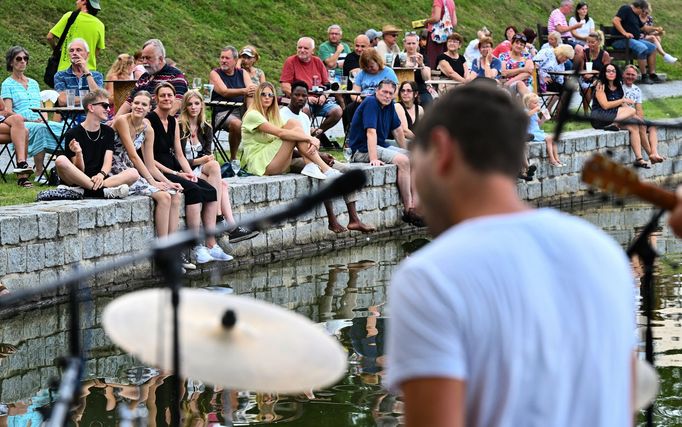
(56, 89, 139, 198)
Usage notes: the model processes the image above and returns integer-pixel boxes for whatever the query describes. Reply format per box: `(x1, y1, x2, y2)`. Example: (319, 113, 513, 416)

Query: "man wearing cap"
(366, 29, 382, 48)
(281, 37, 343, 146)
(319, 24, 351, 77)
(376, 25, 402, 60)
(209, 45, 257, 161)
(47, 0, 105, 72)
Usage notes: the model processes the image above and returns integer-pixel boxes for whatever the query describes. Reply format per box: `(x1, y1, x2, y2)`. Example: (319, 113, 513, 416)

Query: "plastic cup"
(192, 77, 202, 90)
(585, 62, 593, 72)
(385, 54, 395, 68)
(66, 89, 76, 108)
(78, 89, 89, 107)
(203, 84, 214, 101)
(340, 76, 349, 89)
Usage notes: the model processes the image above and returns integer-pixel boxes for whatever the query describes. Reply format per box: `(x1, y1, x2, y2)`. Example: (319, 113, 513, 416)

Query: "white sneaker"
(57, 185, 85, 194)
(181, 254, 196, 270)
(664, 53, 678, 64)
(194, 245, 212, 264)
(301, 163, 327, 180)
(324, 168, 343, 179)
(208, 244, 234, 262)
(103, 184, 129, 199)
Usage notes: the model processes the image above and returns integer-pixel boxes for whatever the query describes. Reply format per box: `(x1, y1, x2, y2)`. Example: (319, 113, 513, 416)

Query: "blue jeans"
(612, 38, 656, 59)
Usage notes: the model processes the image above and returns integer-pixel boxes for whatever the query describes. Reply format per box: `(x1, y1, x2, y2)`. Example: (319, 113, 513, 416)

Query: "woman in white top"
(568, 2, 595, 45)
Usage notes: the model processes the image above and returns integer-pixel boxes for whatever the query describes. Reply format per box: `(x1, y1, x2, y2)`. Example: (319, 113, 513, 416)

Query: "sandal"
(0, 283, 9, 296)
(17, 177, 33, 188)
(633, 158, 651, 169)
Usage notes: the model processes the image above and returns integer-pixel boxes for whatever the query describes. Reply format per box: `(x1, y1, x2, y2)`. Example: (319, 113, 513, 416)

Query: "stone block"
(96, 202, 118, 226)
(26, 243, 45, 272)
(43, 240, 65, 267)
(19, 215, 38, 241)
(584, 135, 597, 151)
(528, 142, 543, 158)
(250, 230, 268, 255)
(0, 247, 5, 276)
(38, 211, 59, 239)
(266, 180, 281, 201)
(103, 230, 124, 255)
(563, 139, 574, 155)
(115, 200, 133, 223)
(384, 206, 400, 227)
(371, 167, 385, 186)
(267, 228, 284, 250)
(82, 233, 104, 259)
(0, 216, 20, 244)
(78, 205, 97, 229)
(541, 178, 557, 198)
(384, 166, 397, 184)
(527, 181, 542, 200)
(6, 246, 26, 273)
(130, 197, 152, 222)
(40, 268, 59, 284)
(280, 179, 296, 201)
(231, 184, 250, 206)
(295, 222, 312, 245)
(251, 182, 268, 203)
(517, 182, 528, 199)
(57, 209, 79, 236)
(63, 236, 82, 264)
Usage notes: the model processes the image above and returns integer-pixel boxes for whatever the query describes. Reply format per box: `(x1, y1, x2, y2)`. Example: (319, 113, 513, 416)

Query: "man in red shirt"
(280, 37, 342, 145)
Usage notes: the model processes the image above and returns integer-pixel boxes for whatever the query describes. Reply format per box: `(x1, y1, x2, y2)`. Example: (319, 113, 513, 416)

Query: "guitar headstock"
(581, 153, 640, 197)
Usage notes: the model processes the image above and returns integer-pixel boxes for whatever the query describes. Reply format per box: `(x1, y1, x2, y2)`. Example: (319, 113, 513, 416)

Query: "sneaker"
(641, 75, 653, 85)
(194, 245, 212, 264)
(301, 163, 327, 180)
(650, 73, 664, 84)
(324, 168, 343, 179)
(526, 164, 537, 178)
(181, 254, 196, 270)
(208, 244, 234, 262)
(103, 184, 129, 199)
(13, 161, 33, 174)
(228, 226, 259, 243)
(34, 174, 49, 185)
(664, 53, 678, 64)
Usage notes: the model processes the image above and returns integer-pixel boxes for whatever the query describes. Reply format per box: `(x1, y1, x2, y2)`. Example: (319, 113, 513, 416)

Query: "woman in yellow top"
(241, 82, 335, 180)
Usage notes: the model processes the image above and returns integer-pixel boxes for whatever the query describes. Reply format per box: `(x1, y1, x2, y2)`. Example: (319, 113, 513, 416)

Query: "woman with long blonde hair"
(105, 53, 134, 112)
(240, 82, 334, 179)
(179, 90, 258, 242)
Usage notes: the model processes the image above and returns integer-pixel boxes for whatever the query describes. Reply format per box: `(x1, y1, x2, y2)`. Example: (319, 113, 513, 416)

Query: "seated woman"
(0, 101, 32, 187)
(590, 64, 647, 168)
(241, 82, 335, 180)
(1, 46, 64, 183)
(534, 45, 575, 110)
(436, 33, 474, 84)
(395, 81, 423, 141)
(499, 34, 534, 98)
(178, 90, 258, 242)
(539, 31, 563, 53)
(237, 45, 267, 85)
(111, 90, 183, 241)
(105, 53, 134, 114)
(148, 82, 233, 264)
(639, 5, 677, 64)
(401, 32, 434, 106)
(464, 26, 491, 64)
(469, 37, 502, 79)
(569, 2, 595, 46)
(492, 25, 517, 58)
(344, 48, 399, 129)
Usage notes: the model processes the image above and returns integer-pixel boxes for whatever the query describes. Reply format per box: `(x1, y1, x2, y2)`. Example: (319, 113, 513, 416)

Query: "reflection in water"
(2, 204, 682, 425)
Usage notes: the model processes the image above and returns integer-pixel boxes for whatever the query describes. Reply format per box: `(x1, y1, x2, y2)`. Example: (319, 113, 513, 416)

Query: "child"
(523, 93, 562, 167)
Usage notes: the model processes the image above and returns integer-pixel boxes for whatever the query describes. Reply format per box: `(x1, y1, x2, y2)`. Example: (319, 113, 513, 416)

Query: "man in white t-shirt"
(386, 80, 636, 427)
(281, 80, 374, 233)
(622, 64, 664, 164)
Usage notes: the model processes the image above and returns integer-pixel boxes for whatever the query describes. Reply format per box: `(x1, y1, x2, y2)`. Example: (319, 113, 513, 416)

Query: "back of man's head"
(414, 80, 528, 178)
(632, 0, 649, 9)
(82, 88, 109, 109)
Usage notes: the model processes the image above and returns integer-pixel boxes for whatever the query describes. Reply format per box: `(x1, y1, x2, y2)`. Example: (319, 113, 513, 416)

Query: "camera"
(311, 82, 340, 95)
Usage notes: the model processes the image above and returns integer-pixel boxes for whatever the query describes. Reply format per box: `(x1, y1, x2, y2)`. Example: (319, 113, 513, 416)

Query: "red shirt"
(280, 55, 329, 88)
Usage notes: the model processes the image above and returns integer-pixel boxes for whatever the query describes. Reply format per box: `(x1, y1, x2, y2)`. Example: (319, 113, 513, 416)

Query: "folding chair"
(0, 141, 16, 183)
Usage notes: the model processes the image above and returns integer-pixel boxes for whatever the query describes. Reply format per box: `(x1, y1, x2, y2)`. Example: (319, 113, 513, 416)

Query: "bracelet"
(173, 171, 178, 175)
(99, 170, 107, 178)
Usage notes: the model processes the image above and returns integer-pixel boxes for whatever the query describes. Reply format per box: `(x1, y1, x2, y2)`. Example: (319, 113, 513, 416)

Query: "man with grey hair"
(116, 38, 188, 116)
(319, 24, 351, 75)
(281, 37, 342, 147)
(54, 38, 104, 114)
(209, 45, 256, 162)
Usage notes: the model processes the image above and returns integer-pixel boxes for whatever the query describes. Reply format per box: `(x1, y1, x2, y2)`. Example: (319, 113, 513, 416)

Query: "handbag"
(44, 10, 80, 88)
(430, 2, 454, 44)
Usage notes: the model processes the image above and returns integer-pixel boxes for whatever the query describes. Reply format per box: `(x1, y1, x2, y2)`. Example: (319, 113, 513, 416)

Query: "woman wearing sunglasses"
(1, 46, 64, 184)
(240, 82, 334, 180)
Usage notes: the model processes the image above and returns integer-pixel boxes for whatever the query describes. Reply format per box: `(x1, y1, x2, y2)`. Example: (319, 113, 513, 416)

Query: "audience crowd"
(0, 0, 677, 265)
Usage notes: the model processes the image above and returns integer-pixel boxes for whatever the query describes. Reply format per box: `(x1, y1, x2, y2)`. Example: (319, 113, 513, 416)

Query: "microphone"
(553, 73, 578, 144)
(245, 169, 367, 231)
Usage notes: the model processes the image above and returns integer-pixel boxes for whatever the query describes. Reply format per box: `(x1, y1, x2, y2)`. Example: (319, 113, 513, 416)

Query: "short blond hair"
(522, 93, 539, 109)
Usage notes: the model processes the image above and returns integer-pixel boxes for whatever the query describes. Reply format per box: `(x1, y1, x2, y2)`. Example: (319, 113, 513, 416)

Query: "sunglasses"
(91, 101, 111, 109)
(260, 93, 275, 98)
(513, 35, 528, 42)
(14, 56, 29, 62)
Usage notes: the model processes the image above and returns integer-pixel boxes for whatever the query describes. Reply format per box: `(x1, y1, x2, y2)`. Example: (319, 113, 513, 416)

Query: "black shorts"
(164, 173, 217, 205)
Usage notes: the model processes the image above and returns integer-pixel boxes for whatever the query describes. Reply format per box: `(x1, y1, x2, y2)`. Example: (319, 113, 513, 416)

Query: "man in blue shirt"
(348, 79, 421, 226)
(54, 38, 104, 111)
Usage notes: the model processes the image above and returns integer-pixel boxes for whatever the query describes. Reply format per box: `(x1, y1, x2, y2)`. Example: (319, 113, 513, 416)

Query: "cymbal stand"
(626, 208, 664, 427)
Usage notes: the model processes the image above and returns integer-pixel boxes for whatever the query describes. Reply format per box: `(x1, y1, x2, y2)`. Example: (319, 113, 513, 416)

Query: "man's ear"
(428, 126, 456, 176)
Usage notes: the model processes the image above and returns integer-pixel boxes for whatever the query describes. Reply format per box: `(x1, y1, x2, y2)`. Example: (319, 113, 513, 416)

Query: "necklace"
(83, 125, 102, 141)
(127, 116, 144, 135)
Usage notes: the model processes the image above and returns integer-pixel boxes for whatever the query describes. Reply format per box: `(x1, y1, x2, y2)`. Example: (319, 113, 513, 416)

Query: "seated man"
(280, 37, 342, 147)
(319, 24, 350, 77)
(347, 79, 422, 226)
(115, 39, 188, 116)
(622, 64, 664, 163)
(548, 0, 584, 68)
(56, 89, 138, 198)
(281, 80, 375, 233)
(366, 29, 382, 48)
(612, 0, 662, 84)
(54, 38, 104, 122)
(209, 45, 256, 162)
(375, 25, 401, 60)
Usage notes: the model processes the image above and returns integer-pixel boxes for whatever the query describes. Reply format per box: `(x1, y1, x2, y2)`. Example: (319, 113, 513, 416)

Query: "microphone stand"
(626, 209, 663, 427)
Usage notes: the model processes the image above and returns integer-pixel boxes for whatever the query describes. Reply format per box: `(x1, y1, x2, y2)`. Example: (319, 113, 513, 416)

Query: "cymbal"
(102, 289, 347, 393)
(635, 358, 659, 411)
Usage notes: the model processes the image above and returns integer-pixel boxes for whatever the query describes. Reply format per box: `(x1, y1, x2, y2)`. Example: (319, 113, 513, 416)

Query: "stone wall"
(1, 125, 682, 292)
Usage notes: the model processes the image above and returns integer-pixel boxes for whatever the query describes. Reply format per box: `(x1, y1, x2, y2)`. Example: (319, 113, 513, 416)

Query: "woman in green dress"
(240, 82, 334, 180)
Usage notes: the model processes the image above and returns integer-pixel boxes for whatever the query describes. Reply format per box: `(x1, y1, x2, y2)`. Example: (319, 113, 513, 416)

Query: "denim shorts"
(612, 38, 656, 59)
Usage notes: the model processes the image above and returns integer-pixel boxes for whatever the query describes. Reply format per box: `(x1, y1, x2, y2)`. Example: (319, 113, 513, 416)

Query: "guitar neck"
(631, 181, 677, 210)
